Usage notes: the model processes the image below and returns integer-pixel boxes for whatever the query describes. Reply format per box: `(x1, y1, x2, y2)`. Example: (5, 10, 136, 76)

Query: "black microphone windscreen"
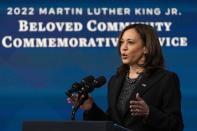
(95, 76, 106, 88)
(65, 82, 81, 96)
(82, 75, 95, 83)
(72, 82, 81, 88)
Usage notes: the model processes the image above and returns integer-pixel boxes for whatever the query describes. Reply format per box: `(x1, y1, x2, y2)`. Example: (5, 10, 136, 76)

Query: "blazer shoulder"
(108, 71, 126, 81)
(154, 68, 180, 89)
(154, 68, 178, 78)
(108, 74, 118, 86)
(143, 68, 179, 87)
(107, 72, 125, 89)
(160, 69, 178, 79)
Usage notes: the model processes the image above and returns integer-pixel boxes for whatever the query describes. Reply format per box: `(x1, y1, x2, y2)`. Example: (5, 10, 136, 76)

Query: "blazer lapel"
(110, 72, 126, 123)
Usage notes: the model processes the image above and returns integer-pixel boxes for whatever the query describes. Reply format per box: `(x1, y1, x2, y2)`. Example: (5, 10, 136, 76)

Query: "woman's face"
(120, 28, 147, 66)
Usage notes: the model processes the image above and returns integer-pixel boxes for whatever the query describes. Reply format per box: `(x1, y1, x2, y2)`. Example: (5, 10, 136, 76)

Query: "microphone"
(68, 75, 106, 120)
(82, 76, 106, 93)
(94, 76, 106, 88)
(65, 75, 94, 97)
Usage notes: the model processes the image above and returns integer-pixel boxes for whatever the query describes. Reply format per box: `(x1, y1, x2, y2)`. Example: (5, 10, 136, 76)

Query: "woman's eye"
(120, 41, 124, 44)
(128, 41, 134, 44)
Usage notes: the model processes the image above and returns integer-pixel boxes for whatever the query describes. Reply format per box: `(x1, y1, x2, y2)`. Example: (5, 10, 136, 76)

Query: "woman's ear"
(143, 46, 148, 54)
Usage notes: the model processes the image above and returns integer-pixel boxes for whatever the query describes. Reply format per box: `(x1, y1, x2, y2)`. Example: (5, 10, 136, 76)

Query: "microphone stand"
(69, 82, 95, 120)
(70, 91, 88, 120)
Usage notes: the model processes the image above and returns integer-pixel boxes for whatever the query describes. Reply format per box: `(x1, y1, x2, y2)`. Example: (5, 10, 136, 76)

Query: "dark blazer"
(84, 68, 184, 131)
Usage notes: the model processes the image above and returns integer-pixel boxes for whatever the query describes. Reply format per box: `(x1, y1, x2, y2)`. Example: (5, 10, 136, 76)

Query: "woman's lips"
(121, 54, 127, 59)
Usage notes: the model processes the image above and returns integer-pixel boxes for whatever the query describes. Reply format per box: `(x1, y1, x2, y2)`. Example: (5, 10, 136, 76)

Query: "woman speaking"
(67, 24, 184, 131)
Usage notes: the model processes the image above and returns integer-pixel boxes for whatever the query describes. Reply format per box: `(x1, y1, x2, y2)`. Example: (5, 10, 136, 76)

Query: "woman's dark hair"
(117, 24, 165, 77)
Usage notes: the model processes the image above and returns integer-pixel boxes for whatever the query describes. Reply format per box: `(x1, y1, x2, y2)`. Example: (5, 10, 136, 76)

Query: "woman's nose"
(121, 43, 128, 50)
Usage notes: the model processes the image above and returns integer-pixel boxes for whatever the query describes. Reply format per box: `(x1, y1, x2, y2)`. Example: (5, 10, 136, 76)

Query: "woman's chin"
(122, 60, 130, 65)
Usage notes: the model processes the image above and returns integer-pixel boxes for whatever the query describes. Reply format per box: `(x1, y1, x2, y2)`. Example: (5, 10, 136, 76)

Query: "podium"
(22, 120, 131, 131)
